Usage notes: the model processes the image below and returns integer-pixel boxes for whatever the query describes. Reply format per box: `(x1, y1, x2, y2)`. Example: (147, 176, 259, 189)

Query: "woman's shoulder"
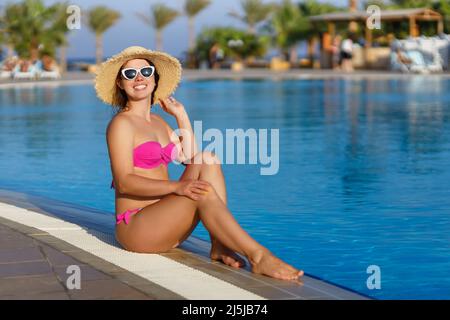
(106, 113, 134, 136)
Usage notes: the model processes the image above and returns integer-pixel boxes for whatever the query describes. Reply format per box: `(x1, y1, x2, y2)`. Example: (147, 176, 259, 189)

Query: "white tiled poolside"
(0, 189, 370, 300)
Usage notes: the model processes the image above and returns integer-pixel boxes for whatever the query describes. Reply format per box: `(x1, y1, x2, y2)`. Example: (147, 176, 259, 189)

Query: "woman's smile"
(133, 84, 148, 91)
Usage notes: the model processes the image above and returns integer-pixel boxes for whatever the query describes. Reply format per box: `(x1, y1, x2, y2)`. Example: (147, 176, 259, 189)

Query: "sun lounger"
(32, 60, 61, 79)
(12, 65, 38, 80)
(0, 61, 13, 79)
(0, 70, 12, 79)
(38, 70, 61, 79)
(390, 52, 410, 72)
(391, 36, 446, 73)
(406, 50, 429, 73)
(13, 71, 36, 79)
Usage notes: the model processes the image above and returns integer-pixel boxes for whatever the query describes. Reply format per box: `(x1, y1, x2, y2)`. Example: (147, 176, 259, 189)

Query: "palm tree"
(0, 5, 5, 56)
(87, 6, 121, 65)
(0, 4, 21, 58)
(229, 0, 275, 34)
(195, 26, 270, 63)
(137, 4, 179, 51)
(347, 0, 360, 32)
(436, 0, 450, 33)
(2, 0, 62, 59)
(0, 0, 73, 64)
(296, 0, 343, 66)
(47, 2, 71, 72)
(184, 0, 211, 50)
(270, 0, 308, 63)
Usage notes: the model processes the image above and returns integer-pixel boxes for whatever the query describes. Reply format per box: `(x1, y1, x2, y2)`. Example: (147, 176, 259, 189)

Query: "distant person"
(95, 46, 303, 281)
(1, 57, 17, 72)
(209, 43, 224, 69)
(0, 57, 18, 78)
(19, 60, 32, 72)
(41, 54, 59, 72)
(340, 36, 354, 72)
(331, 35, 342, 70)
(390, 39, 413, 72)
(395, 48, 412, 67)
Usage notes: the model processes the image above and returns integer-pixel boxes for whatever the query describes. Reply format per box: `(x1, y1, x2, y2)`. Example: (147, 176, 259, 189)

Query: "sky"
(14, 0, 348, 60)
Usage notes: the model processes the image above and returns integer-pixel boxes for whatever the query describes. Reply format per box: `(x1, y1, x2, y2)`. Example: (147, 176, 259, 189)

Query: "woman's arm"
(159, 97, 199, 163)
(174, 110, 198, 161)
(118, 174, 177, 196)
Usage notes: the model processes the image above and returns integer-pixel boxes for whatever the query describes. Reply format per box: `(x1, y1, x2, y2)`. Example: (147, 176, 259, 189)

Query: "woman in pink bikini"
(95, 46, 303, 281)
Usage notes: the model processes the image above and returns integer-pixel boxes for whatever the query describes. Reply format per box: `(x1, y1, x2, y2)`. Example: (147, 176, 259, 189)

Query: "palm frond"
(151, 4, 179, 30)
(184, 0, 211, 17)
(87, 6, 121, 35)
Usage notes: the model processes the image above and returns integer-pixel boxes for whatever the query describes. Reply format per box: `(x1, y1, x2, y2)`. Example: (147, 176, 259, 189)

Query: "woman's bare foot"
(250, 249, 303, 281)
(210, 242, 246, 268)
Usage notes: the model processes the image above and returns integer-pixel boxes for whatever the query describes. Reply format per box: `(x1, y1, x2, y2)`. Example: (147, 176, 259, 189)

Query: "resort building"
(310, 8, 447, 70)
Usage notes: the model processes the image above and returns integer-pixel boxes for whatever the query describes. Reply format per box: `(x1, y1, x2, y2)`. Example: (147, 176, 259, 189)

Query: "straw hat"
(94, 46, 182, 107)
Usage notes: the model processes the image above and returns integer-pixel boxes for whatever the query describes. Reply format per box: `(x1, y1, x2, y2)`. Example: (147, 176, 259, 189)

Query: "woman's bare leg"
(182, 152, 303, 279)
(119, 179, 303, 280)
(118, 151, 232, 254)
(179, 151, 245, 268)
(184, 183, 304, 280)
(117, 151, 303, 280)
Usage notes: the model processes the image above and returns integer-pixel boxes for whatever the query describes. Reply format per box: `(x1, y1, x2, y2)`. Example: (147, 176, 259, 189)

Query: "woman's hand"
(174, 179, 212, 201)
(159, 96, 186, 118)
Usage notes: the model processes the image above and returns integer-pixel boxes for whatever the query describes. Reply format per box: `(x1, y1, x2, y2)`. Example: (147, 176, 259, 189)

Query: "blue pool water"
(1, 78, 449, 299)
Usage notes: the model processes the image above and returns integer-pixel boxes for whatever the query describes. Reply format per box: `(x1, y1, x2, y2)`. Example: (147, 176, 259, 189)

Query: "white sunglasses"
(121, 66, 155, 80)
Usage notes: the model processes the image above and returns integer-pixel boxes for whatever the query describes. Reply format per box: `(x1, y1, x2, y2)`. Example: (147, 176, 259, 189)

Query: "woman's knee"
(196, 181, 220, 203)
(201, 151, 221, 165)
(187, 151, 221, 166)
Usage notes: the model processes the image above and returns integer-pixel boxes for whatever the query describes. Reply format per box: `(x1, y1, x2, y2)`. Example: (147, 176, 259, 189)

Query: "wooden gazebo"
(310, 8, 444, 48)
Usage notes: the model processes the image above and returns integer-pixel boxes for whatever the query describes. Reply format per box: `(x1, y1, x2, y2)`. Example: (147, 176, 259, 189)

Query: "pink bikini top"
(110, 140, 177, 189)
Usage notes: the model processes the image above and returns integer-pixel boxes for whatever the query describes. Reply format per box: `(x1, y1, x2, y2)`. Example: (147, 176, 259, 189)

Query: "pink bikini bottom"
(116, 207, 143, 225)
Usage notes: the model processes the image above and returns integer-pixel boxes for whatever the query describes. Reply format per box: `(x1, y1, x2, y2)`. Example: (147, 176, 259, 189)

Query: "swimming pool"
(1, 78, 449, 299)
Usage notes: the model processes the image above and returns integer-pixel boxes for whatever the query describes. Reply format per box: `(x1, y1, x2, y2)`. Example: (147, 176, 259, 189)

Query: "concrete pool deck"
(0, 189, 370, 300)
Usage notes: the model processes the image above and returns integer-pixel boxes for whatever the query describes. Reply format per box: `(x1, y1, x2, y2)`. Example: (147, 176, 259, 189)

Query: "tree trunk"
(96, 33, 103, 65)
(282, 49, 289, 61)
(248, 24, 255, 35)
(6, 45, 14, 58)
(188, 17, 195, 50)
(308, 37, 319, 68)
(348, 0, 358, 32)
(308, 37, 318, 58)
(156, 30, 163, 51)
(59, 45, 67, 73)
(30, 40, 39, 62)
(31, 48, 39, 61)
(289, 46, 297, 66)
(307, 38, 314, 61)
